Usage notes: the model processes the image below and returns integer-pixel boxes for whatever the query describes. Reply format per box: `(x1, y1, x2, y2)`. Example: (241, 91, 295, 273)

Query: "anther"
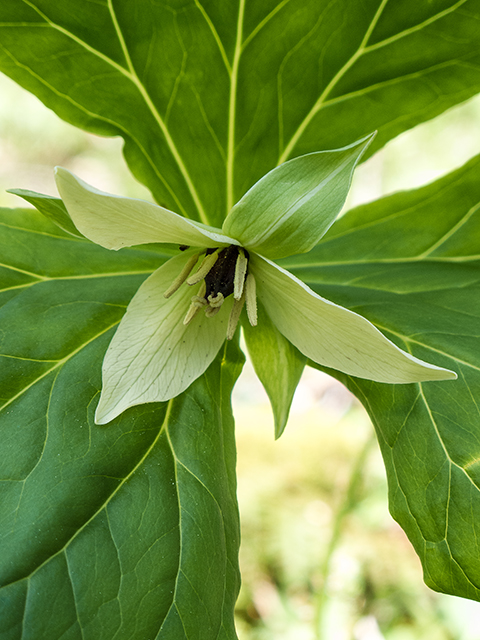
(183, 303, 201, 325)
(227, 293, 245, 340)
(164, 252, 200, 298)
(233, 248, 248, 300)
(186, 250, 219, 286)
(183, 282, 206, 325)
(245, 273, 257, 326)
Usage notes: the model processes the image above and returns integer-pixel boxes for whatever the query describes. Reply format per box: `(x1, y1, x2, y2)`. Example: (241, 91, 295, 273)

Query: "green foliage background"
(0, 1, 480, 638)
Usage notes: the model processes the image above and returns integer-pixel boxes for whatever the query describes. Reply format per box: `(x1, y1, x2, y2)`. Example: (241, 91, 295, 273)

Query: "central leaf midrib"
(226, 0, 245, 215)
(106, 0, 208, 223)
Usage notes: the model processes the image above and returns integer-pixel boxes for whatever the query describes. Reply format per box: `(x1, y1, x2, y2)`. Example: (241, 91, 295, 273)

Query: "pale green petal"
(55, 167, 237, 250)
(250, 254, 457, 383)
(242, 302, 306, 439)
(222, 135, 374, 259)
(95, 252, 232, 424)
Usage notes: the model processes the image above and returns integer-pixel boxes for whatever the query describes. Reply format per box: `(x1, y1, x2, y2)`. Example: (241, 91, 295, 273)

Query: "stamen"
(245, 273, 257, 326)
(191, 296, 208, 307)
(181, 245, 253, 328)
(186, 250, 219, 286)
(204, 292, 225, 318)
(207, 292, 224, 308)
(227, 293, 245, 340)
(183, 303, 201, 325)
(164, 252, 200, 298)
(233, 248, 248, 300)
(183, 282, 206, 325)
(205, 305, 222, 318)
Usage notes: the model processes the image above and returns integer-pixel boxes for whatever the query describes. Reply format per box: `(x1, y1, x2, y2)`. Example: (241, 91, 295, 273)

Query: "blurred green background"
(2, 72, 480, 640)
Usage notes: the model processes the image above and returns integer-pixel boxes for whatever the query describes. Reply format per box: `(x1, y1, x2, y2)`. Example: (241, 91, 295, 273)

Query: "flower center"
(204, 245, 244, 300)
(164, 244, 257, 339)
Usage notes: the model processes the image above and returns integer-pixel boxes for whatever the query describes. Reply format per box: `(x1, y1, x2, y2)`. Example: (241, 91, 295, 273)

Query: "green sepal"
(223, 134, 374, 259)
(8, 189, 83, 238)
(242, 302, 306, 439)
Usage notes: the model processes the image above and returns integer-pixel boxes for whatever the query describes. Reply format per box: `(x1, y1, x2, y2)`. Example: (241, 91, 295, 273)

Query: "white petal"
(250, 254, 457, 383)
(95, 252, 232, 424)
(55, 167, 237, 250)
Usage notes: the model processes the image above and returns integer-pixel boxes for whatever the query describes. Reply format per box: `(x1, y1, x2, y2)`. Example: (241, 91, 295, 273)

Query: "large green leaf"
(0, 208, 244, 639)
(2, 0, 480, 626)
(281, 154, 480, 599)
(0, 1, 478, 224)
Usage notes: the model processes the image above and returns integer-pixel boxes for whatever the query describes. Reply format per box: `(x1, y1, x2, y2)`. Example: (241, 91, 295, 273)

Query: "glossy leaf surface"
(0, 1, 478, 224)
(282, 154, 480, 598)
(1, 0, 480, 632)
(0, 209, 243, 638)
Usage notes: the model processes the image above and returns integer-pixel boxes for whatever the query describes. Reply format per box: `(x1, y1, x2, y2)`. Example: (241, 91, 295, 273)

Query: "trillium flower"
(54, 135, 456, 428)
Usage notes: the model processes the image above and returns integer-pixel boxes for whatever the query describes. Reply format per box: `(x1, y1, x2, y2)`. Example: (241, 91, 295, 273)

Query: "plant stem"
(314, 430, 377, 639)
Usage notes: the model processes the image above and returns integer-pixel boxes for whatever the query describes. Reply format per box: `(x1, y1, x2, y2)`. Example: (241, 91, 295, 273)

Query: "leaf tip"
(274, 416, 288, 440)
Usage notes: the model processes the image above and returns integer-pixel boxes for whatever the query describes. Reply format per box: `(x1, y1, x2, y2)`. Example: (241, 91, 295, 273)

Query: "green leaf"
(0, 1, 478, 223)
(242, 302, 306, 439)
(7, 188, 83, 238)
(283, 154, 480, 599)
(3, 0, 480, 621)
(0, 208, 244, 638)
(223, 135, 373, 259)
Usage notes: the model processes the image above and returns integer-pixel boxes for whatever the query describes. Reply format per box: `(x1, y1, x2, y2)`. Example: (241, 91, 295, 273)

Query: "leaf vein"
(242, 0, 294, 49)
(226, 0, 245, 214)
(64, 550, 84, 639)
(364, 0, 471, 54)
(193, 0, 231, 72)
(278, 0, 390, 163)
(106, 0, 208, 222)
(418, 384, 480, 491)
(7, 2, 202, 219)
(0, 321, 119, 414)
(322, 55, 480, 112)
(417, 201, 480, 258)
(4, 400, 173, 590)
